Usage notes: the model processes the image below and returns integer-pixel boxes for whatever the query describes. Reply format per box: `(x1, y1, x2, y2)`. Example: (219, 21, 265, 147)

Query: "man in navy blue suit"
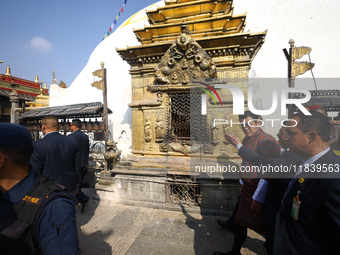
(69, 119, 91, 212)
(274, 111, 340, 254)
(30, 116, 81, 195)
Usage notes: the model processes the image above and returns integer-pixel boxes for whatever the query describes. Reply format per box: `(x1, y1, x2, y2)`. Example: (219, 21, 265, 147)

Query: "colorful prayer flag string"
(102, 0, 130, 40)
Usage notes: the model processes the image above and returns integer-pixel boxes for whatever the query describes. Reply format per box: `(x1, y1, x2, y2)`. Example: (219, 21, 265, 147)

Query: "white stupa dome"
(50, 0, 340, 156)
(50, 1, 165, 156)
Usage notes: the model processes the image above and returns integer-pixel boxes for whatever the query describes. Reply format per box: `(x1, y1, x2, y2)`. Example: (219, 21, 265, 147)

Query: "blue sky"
(0, 0, 158, 90)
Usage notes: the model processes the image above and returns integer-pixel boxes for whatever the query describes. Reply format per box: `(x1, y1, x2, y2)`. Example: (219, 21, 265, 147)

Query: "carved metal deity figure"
(155, 116, 164, 142)
(144, 116, 151, 142)
(211, 118, 219, 145)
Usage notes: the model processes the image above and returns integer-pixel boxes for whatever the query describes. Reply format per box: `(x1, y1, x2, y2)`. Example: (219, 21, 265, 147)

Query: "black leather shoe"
(81, 197, 91, 213)
(216, 219, 236, 232)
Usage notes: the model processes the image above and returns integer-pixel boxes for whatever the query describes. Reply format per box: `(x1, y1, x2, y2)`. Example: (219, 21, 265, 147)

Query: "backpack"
(0, 174, 72, 255)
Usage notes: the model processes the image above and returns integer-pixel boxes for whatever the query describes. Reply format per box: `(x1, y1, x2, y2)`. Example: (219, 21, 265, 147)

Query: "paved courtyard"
(76, 190, 266, 255)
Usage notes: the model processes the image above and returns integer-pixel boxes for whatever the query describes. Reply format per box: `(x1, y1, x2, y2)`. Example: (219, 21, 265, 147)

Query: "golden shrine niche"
(108, 0, 267, 210)
(117, 0, 266, 164)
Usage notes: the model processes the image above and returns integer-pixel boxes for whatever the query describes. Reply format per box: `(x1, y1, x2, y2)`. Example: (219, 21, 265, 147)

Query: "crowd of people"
(214, 108, 340, 255)
(1, 106, 340, 254)
(0, 116, 90, 254)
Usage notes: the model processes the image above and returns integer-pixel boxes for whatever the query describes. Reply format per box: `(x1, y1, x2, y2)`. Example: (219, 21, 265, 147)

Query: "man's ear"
(41, 125, 47, 134)
(0, 153, 6, 169)
(308, 131, 317, 142)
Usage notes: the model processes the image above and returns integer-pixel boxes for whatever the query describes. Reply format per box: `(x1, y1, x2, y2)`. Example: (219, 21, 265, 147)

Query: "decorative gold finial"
(5, 65, 11, 76)
(52, 69, 57, 84)
(35, 75, 39, 83)
(43, 82, 47, 89)
(289, 39, 295, 47)
(0, 60, 3, 63)
(101, 62, 105, 68)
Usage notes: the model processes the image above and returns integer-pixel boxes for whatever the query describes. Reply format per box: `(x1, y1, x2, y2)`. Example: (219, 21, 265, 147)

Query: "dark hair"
(42, 115, 58, 129)
(72, 119, 82, 129)
(238, 110, 262, 121)
(292, 111, 331, 142)
(0, 145, 33, 168)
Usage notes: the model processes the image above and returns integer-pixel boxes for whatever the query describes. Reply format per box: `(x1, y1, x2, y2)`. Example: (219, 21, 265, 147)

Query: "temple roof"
(0, 74, 48, 97)
(20, 102, 113, 120)
(117, 0, 266, 69)
(117, 30, 266, 67)
(147, 0, 233, 25)
(0, 88, 36, 101)
(135, 13, 245, 44)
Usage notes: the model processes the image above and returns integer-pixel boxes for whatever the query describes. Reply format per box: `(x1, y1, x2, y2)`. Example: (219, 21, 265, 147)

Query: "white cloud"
(30, 36, 53, 53)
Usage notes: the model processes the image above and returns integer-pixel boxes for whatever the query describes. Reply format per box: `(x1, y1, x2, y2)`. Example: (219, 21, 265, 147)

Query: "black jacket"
(274, 149, 340, 255)
(30, 132, 81, 193)
(68, 130, 89, 168)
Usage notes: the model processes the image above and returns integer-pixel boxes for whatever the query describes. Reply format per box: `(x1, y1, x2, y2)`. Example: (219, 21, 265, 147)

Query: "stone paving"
(76, 190, 266, 255)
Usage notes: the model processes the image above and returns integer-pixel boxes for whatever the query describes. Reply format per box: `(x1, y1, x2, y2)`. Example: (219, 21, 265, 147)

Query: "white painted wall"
(49, 84, 67, 106)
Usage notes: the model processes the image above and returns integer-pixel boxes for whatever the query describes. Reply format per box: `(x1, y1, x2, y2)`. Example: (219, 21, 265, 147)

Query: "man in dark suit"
(30, 116, 81, 195)
(274, 111, 340, 254)
(225, 127, 303, 255)
(69, 119, 91, 212)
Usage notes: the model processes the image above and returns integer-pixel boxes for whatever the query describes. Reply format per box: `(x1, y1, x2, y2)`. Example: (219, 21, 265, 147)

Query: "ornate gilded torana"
(154, 24, 216, 86)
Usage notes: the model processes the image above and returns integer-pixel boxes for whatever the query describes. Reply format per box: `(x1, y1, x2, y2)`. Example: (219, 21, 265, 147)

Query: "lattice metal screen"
(169, 93, 190, 139)
(166, 181, 202, 207)
(167, 92, 207, 144)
